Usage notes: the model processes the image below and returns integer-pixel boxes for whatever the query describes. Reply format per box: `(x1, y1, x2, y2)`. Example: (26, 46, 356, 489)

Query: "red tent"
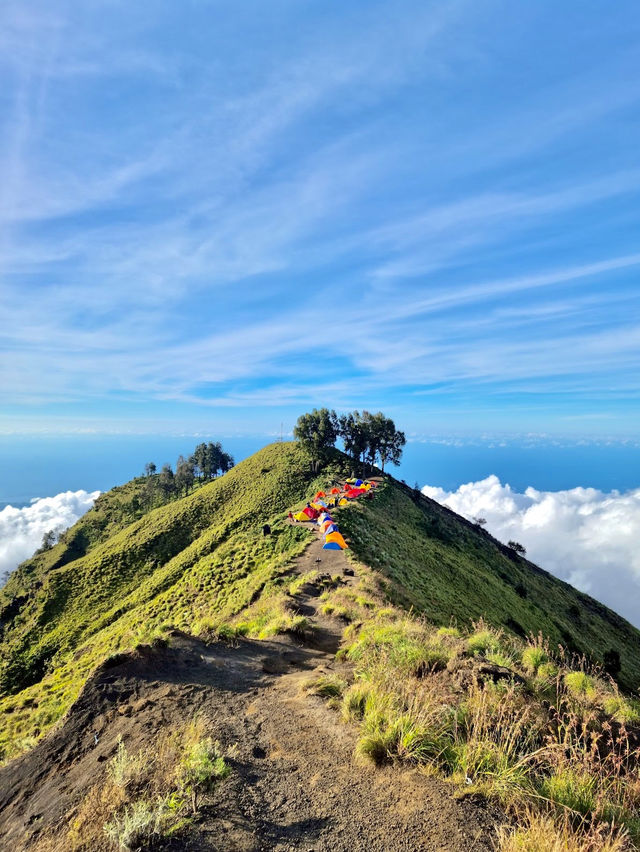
(330, 487, 340, 494)
(303, 506, 319, 519)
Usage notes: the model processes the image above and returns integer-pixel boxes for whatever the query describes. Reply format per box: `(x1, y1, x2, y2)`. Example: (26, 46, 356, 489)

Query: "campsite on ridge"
(1, 421, 640, 850)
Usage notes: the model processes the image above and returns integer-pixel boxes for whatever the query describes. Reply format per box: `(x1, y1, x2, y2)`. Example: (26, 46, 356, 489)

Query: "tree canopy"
(293, 408, 405, 474)
(142, 439, 235, 506)
(293, 408, 339, 472)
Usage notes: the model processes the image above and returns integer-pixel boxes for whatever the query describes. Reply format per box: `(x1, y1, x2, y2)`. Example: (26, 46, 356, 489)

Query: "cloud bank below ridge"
(422, 476, 640, 629)
(0, 491, 99, 583)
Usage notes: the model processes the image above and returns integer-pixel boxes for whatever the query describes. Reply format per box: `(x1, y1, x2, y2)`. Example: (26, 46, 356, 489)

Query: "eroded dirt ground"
(0, 534, 501, 851)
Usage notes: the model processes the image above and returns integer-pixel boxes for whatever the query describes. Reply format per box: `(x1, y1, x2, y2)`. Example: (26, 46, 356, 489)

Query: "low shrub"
(108, 737, 146, 789)
(497, 808, 629, 851)
(342, 684, 370, 722)
(466, 628, 501, 656)
(521, 645, 549, 674)
(564, 672, 597, 703)
(104, 798, 168, 850)
(177, 736, 230, 814)
(304, 675, 347, 700)
(603, 694, 640, 724)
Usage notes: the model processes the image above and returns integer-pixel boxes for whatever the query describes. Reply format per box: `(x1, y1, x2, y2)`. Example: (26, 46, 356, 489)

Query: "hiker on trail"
(262, 524, 271, 536)
(287, 511, 294, 522)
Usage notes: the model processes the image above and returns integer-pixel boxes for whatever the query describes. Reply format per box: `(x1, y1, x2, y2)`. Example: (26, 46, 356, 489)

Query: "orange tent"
(315, 491, 326, 499)
(330, 487, 340, 494)
(325, 531, 348, 549)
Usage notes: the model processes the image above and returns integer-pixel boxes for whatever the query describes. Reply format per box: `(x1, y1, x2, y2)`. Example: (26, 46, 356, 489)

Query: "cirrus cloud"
(0, 490, 99, 583)
(422, 476, 640, 629)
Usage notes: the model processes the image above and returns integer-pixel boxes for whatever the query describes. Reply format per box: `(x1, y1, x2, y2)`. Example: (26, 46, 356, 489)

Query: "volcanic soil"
(0, 532, 501, 851)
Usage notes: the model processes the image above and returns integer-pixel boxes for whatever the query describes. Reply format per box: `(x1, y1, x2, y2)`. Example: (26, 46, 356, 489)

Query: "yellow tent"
(294, 511, 312, 522)
(338, 498, 348, 506)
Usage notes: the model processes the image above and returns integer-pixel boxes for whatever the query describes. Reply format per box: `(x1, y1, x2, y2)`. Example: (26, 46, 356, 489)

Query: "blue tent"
(323, 541, 342, 550)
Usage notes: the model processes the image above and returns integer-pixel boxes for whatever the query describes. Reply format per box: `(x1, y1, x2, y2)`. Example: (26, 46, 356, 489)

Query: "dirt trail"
(0, 528, 500, 851)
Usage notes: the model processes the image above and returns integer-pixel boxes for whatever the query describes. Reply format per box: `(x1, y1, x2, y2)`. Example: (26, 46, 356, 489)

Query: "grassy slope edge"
(338, 476, 640, 691)
(0, 443, 335, 760)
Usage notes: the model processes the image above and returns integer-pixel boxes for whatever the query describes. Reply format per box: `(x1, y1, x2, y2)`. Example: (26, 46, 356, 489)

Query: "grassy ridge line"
(0, 443, 315, 694)
(0, 444, 344, 761)
(338, 478, 640, 691)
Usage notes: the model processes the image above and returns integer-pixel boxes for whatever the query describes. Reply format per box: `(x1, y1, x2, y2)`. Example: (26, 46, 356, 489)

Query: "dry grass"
(316, 572, 640, 849)
(32, 720, 232, 851)
(497, 808, 631, 851)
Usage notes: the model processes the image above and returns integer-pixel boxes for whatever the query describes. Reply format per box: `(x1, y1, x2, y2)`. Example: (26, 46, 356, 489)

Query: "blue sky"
(1, 0, 640, 439)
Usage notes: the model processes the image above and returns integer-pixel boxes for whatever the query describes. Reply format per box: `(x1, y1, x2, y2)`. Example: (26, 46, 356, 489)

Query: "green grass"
(0, 443, 344, 761)
(337, 476, 640, 691)
(3, 439, 640, 773)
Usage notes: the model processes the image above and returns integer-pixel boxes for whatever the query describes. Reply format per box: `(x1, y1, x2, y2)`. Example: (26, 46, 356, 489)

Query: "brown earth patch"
(0, 532, 501, 851)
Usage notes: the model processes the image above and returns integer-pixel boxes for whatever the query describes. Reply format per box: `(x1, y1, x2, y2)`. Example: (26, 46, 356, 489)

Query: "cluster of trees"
(143, 441, 234, 506)
(293, 408, 406, 474)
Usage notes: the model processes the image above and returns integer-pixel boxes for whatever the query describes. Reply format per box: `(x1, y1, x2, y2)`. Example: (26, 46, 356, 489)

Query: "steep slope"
(0, 537, 499, 852)
(2, 441, 640, 768)
(0, 443, 335, 760)
(339, 475, 640, 691)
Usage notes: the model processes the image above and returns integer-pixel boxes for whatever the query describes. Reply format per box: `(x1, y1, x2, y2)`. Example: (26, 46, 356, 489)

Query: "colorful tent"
(346, 488, 364, 498)
(354, 479, 363, 487)
(339, 498, 348, 506)
(323, 541, 343, 550)
(302, 506, 319, 519)
(315, 491, 326, 499)
(330, 487, 340, 494)
(294, 511, 312, 522)
(325, 531, 348, 549)
(324, 523, 339, 534)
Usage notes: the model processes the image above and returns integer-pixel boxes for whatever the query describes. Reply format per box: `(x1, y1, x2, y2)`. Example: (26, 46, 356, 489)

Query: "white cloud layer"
(0, 490, 99, 582)
(422, 476, 640, 629)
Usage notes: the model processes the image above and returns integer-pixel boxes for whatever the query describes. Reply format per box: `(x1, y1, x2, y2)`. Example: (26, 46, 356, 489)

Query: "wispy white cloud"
(0, 0, 639, 431)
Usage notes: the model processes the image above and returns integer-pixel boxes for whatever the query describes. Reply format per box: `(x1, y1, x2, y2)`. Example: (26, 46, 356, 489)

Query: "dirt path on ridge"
(0, 527, 500, 852)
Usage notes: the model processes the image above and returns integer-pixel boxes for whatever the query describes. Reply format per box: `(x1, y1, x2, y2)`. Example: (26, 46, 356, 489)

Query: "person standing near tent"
(287, 511, 294, 522)
(262, 523, 271, 536)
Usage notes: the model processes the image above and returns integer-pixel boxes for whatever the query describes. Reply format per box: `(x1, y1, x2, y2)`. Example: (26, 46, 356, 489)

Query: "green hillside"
(1, 441, 639, 764)
(0, 442, 336, 760)
(339, 476, 640, 691)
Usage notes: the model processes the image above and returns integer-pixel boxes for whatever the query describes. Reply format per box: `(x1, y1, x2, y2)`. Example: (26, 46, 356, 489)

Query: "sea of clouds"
(0, 491, 100, 584)
(422, 476, 640, 629)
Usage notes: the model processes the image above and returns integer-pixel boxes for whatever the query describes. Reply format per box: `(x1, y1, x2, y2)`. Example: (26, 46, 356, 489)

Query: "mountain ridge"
(2, 440, 639, 766)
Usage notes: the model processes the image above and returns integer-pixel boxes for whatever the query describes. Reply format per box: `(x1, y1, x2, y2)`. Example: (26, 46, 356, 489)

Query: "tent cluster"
(290, 479, 378, 549)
